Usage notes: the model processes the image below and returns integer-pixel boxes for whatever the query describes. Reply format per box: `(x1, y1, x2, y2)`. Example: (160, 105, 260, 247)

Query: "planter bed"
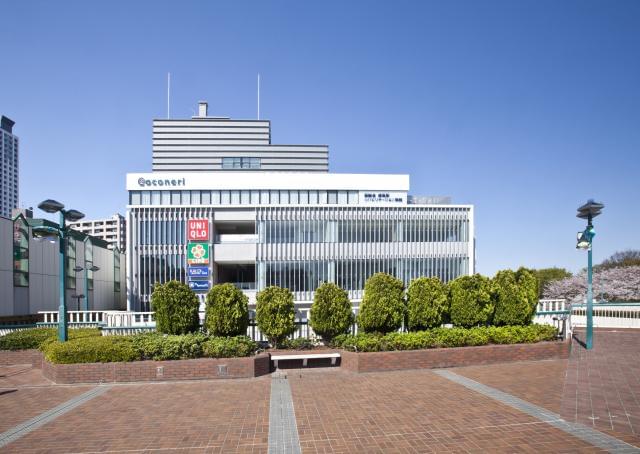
(1, 349, 270, 384)
(340, 340, 570, 373)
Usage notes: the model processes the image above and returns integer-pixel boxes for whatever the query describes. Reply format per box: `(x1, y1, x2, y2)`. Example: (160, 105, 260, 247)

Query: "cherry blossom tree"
(543, 265, 640, 303)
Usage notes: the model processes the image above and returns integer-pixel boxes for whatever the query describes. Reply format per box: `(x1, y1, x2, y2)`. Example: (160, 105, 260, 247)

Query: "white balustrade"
(103, 311, 155, 328)
(571, 304, 640, 329)
(38, 311, 107, 325)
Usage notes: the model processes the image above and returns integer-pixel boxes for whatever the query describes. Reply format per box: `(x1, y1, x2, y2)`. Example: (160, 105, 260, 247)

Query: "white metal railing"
(536, 299, 568, 314)
(39, 311, 107, 325)
(571, 303, 640, 329)
(103, 311, 155, 328)
(214, 234, 258, 244)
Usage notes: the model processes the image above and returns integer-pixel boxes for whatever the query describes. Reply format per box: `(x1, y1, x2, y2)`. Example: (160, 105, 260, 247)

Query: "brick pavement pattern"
(562, 330, 640, 438)
(289, 368, 606, 453)
(2, 378, 271, 453)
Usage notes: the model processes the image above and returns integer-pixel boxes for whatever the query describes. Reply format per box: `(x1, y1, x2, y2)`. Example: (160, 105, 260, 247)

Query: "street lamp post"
(576, 199, 604, 350)
(35, 199, 85, 342)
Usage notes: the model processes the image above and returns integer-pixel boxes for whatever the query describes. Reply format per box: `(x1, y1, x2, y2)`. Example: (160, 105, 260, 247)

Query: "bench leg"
(331, 357, 337, 366)
(274, 360, 279, 369)
(303, 358, 308, 367)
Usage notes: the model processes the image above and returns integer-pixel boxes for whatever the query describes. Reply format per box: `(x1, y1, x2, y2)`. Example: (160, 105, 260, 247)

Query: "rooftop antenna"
(167, 73, 171, 119)
(257, 73, 260, 119)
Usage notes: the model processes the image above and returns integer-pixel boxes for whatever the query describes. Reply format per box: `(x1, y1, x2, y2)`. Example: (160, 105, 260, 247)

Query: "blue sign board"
(188, 266, 210, 278)
(189, 280, 210, 292)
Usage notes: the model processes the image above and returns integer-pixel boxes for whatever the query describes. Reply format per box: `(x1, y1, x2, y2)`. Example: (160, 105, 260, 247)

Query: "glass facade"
(129, 189, 360, 206)
(13, 217, 29, 287)
(128, 204, 472, 310)
(85, 238, 94, 291)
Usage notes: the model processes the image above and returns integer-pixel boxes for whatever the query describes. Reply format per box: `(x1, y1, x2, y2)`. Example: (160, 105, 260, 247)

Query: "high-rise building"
(126, 102, 474, 312)
(68, 213, 126, 252)
(0, 116, 19, 218)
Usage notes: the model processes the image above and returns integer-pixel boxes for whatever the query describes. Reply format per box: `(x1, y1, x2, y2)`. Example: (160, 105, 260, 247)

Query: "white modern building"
(0, 116, 19, 218)
(126, 103, 474, 311)
(69, 213, 126, 252)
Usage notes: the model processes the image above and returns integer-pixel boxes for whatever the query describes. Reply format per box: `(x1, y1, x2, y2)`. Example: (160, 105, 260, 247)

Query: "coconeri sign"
(137, 177, 186, 187)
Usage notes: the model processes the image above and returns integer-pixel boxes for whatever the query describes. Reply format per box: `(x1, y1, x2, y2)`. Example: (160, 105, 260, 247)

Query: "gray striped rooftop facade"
(153, 113, 329, 172)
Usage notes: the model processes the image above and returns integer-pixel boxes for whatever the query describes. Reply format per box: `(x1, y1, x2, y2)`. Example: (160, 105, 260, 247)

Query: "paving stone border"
(341, 340, 570, 373)
(0, 350, 271, 383)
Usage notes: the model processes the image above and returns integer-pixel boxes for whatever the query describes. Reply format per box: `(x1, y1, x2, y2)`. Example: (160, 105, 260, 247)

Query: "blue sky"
(1, 1, 638, 276)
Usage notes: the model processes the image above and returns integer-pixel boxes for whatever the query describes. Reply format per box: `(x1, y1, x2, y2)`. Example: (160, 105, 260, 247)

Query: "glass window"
(250, 190, 260, 204)
(201, 191, 211, 205)
(241, 190, 250, 205)
(309, 191, 318, 204)
(211, 191, 221, 205)
(151, 191, 161, 205)
(280, 190, 289, 204)
(260, 190, 270, 204)
(114, 251, 121, 292)
(182, 191, 191, 205)
(299, 191, 309, 204)
(85, 239, 94, 291)
(66, 239, 76, 289)
(270, 190, 279, 204)
(191, 190, 201, 205)
(221, 191, 230, 205)
(338, 191, 348, 204)
(231, 190, 240, 205)
(290, 191, 299, 204)
(141, 191, 151, 205)
(328, 191, 338, 204)
(319, 191, 328, 204)
(130, 191, 141, 205)
(13, 217, 29, 287)
(171, 191, 180, 204)
(348, 191, 358, 204)
(161, 191, 170, 205)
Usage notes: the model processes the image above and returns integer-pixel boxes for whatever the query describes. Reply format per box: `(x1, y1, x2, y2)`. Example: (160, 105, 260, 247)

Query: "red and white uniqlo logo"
(187, 219, 209, 241)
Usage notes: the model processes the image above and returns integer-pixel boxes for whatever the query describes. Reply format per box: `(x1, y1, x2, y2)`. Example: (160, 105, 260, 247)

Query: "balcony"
(214, 234, 257, 244)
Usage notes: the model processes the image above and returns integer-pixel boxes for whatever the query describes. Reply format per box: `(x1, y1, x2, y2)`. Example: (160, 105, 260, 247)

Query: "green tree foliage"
(255, 286, 296, 347)
(151, 280, 200, 335)
(449, 274, 493, 328)
(596, 250, 640, 271)
(492, 268, 538, 326)
(358, 273, 405, 334)
(407, 277, 448, 331)
(309, 282, 354, 341)
(205, 283, 249, 337)
(532, 268, 572, 298)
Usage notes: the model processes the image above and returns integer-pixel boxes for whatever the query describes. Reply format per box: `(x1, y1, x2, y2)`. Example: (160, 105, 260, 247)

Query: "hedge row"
(0, 328, 101, 351)
(331, 324, 558, 352)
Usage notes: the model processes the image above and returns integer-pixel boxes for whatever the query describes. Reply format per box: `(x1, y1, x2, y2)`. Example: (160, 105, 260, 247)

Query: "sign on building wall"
(359, 191, 406, 204)
(189, 280, 210, 292)
(188, 266, 210, 278)
(187, 243, 209, 265)
(187, 219, 209, 241)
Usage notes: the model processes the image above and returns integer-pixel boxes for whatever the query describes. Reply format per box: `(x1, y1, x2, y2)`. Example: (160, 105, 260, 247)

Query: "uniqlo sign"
(187, 219, 209, 241)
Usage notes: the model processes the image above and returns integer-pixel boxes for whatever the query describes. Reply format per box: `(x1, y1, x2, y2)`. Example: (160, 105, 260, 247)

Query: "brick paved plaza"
(1, 330, 639, 453)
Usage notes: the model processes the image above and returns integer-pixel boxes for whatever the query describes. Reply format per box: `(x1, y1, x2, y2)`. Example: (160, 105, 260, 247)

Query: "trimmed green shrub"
(43, 336, 138, 364)
(332, 325, 556, 352)
(449, 274, 494, 328)
(358, 273, 405, 334)
(202, 336, 257, 358)
(280, 337, 315, 350)
(309, 282, 354, 342)
(0, 328, 101, 351)
(517, 267, 539, 322)
(205, 283, 249, 337)
(407, 277, 448, 331)
(130, 332, 208, 360)
(151, 280, 200, 335)
(255, 286, 296, 348)
(492, 269, 538, 326)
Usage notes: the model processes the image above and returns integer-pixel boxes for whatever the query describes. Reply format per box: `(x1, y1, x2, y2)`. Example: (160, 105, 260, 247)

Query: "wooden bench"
(271, 353, 341, 368)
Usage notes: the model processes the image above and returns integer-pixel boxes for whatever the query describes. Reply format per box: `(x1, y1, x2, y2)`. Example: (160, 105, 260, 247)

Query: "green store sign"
(187, 242, 209, 265)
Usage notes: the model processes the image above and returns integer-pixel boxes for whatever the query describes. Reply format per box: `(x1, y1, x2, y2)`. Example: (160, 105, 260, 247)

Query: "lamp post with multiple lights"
(576, 199, 604, 350)
(73, 264, 100, 311)
(34, 199, 85, 342)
